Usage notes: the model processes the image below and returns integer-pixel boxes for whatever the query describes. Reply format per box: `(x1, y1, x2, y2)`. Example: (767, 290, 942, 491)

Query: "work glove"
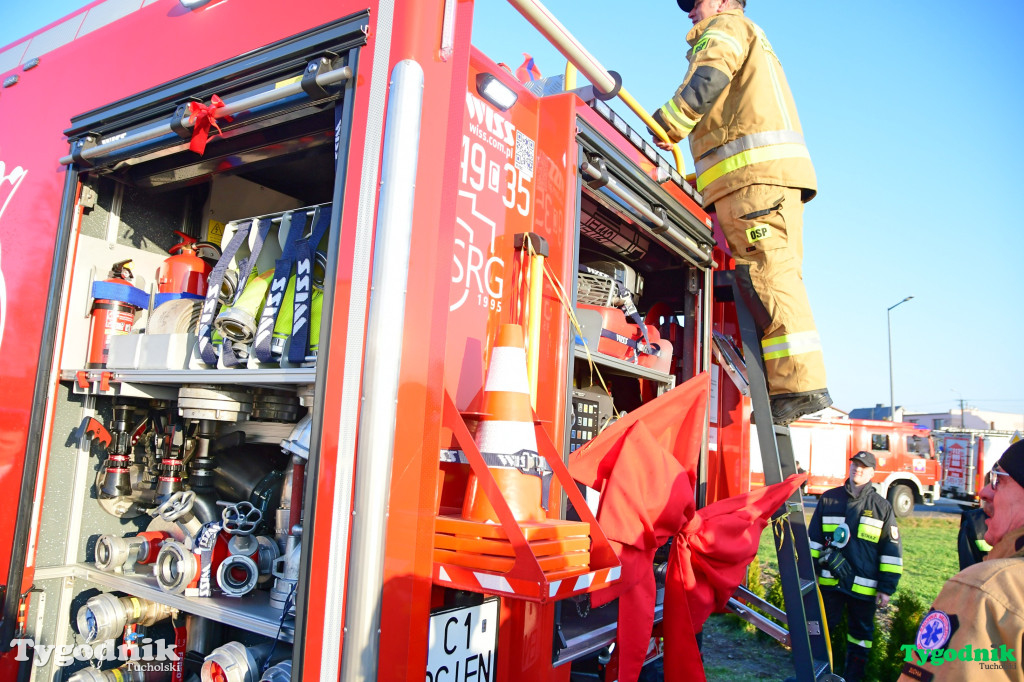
(818, 547, 853, 583)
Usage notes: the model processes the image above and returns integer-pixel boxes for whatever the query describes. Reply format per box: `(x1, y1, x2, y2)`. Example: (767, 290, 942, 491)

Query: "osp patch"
(745, 224, 771, 243)
(693, 34, 712, 54)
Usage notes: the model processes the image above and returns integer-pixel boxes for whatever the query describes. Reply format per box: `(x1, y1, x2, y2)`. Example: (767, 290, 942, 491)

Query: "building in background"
(904, 408, 1023, 433)
(849, 404, 904, 422)
(849, 404, 1023, 432)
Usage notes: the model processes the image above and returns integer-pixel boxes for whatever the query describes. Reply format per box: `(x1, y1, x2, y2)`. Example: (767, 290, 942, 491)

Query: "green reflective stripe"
(879, 563, 903, 574)
(762, 331, 822, 361)
(976, 539, 993, 553)
(273, 274, 297, 339)
(310, 288, 323, 354)
(696, 142, 811, 192)
(810, 548, 821, 558)
(694, 130, 807, 176)
(661, 101, 696, 133)
(819, 577, 839, 586)
(822, 524, 838, 533)
(847, 635, 873, 649)
(857, 524, 882, 543)
(852, 576, 878, 596)
(700, 29, 743, 56)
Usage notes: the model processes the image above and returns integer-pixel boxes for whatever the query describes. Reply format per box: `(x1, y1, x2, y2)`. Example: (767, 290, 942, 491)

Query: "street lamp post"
(887, 296, 914, 421)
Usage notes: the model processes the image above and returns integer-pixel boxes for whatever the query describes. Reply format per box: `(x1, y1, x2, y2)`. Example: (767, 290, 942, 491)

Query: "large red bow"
(187, 95, 232, 155)
(570, 373, 806, 682)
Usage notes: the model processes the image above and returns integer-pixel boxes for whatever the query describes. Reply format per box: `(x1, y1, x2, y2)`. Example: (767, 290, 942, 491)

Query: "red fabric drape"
(570, 373, 806, 681)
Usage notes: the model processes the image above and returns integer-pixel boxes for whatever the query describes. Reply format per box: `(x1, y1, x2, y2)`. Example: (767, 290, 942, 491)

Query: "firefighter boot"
(771, 389, 832, 426)
(844, 646, 869, 682)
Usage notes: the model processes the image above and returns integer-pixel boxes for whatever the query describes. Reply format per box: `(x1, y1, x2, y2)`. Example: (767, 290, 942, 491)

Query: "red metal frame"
(433, 390, 620, 602)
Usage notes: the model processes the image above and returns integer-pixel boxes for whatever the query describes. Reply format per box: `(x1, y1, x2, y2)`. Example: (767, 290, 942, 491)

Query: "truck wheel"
(888, 484, 914, 518)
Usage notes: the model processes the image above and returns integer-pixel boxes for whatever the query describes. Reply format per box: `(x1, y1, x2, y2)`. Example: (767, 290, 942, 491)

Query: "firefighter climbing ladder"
(713, 267, 838, 682)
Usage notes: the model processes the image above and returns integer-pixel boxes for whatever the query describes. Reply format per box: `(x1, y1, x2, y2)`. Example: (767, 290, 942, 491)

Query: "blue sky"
(4, 1, 1023, 421)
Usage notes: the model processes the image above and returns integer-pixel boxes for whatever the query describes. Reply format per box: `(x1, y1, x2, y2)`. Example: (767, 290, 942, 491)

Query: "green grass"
(755, 513, 960, 604)
(892, 516, 961, 604)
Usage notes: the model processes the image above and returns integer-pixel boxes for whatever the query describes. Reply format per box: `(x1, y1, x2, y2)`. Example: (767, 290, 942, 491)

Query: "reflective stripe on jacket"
(809, 481, 903, 600)
(653, 10, 817, 206)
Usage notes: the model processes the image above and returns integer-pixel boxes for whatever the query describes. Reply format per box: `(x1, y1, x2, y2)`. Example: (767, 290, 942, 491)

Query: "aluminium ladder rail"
(714, 267, 840, 682)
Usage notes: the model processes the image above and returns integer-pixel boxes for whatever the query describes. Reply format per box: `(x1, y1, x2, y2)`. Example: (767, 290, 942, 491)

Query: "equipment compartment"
(23, 14, 365, 680)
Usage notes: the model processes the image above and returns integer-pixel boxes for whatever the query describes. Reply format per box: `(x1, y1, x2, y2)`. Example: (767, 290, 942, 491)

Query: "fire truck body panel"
(751, 418, 941, 515)
(936, 430, 1013, 503)
(0, 1, 726, 679)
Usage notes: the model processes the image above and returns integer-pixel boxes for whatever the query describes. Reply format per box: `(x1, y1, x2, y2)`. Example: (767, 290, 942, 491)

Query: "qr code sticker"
(514, 130, 535, 181)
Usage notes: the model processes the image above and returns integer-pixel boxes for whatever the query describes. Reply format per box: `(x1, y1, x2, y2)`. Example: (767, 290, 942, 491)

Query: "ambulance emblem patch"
(916, 611, 952, 651)
(746, 224, 771, 243)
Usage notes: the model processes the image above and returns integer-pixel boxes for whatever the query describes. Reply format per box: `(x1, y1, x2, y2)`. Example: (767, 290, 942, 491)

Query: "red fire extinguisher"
(156, 231, 219, 299)
(87, 260, 148, 368)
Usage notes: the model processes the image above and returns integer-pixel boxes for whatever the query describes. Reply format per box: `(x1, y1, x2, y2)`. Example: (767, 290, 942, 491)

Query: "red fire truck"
(0, 1, 793, 680)
(751, 418, 942, 517)
(935, 429, 1014, 505)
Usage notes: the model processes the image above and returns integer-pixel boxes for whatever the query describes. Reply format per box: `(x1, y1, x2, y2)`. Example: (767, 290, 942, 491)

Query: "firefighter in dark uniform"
(808, 451, 903, 681)
(957, 505, 991, 569)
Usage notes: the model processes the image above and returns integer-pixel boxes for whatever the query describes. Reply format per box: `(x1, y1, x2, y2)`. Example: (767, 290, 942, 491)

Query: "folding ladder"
(713, 266, 839, 682)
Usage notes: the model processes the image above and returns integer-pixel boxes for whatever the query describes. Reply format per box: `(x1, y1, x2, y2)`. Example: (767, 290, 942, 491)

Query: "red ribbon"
(570, 374, 808, 682)
(187, 95, 232, 155)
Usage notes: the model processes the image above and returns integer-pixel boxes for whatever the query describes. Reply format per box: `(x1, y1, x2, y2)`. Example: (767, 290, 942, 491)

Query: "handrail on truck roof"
(506, 0, 687, 176)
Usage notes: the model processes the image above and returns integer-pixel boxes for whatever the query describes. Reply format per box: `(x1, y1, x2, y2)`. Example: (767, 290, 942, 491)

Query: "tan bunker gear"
(653, 10, 825, 396)
(898, 527, 1024, 682)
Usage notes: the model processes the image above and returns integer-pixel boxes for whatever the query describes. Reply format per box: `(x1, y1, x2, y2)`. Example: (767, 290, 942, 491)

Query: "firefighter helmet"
(677, 0, 695, 10)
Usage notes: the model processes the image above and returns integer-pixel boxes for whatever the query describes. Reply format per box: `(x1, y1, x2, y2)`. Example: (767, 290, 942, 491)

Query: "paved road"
(800, 496, 970, 518)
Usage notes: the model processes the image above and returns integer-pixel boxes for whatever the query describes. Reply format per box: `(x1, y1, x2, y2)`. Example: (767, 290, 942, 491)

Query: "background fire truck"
(751, 417, 941, 517)
(934, 429, 1014, 505)
(0, 0, 817, 680)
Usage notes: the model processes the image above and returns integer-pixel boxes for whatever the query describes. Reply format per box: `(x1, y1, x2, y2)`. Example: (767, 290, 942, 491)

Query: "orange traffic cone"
(462, 324, 548, 524)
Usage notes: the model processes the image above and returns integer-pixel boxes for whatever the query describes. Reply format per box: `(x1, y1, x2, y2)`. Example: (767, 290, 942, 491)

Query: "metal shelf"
(61, 367, 316, 388)
(46, 564, 294, 642)
(573, 346, 675, 386)
(555, 593, 663, 666)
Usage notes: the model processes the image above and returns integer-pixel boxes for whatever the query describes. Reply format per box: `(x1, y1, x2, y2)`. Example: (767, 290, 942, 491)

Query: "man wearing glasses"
(899, 439, 1024, 681)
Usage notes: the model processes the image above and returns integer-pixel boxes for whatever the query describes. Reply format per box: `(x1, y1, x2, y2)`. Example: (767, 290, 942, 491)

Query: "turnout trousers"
(715, 184, 826, 396)
(822, 588, 877, 682)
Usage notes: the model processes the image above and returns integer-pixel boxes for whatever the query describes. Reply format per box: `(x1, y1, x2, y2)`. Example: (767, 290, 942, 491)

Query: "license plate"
(426, 598, 499, 681)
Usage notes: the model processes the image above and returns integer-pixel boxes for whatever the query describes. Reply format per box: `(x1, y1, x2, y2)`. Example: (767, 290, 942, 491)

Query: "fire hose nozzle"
(260, 660, 293, 682)
(154, 540, 198, 594)
(217, 554, 260, 597)
(76, 593, 174, 643)
(202, 641, 282, 682)
(95, 531, 169, 573)
(95, 534, 144, 573)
